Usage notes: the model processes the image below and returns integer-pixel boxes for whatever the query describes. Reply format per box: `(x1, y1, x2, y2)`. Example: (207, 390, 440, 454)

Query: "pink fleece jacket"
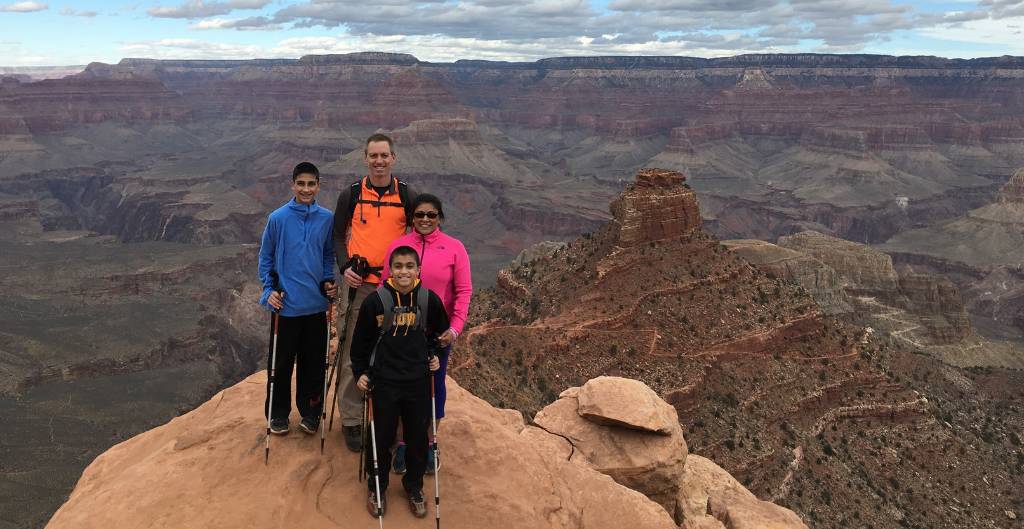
(382, 228, 473, 336)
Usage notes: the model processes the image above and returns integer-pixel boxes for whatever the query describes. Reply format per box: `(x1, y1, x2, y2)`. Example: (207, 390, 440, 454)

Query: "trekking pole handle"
(269, 270, 285, 314)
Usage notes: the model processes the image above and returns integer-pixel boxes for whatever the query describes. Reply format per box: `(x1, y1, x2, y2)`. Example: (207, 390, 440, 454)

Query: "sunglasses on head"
(413, 211, 439, 219)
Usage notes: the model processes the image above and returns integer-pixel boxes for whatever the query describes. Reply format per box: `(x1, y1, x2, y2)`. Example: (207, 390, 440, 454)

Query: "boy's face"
(390, 254, 420, 291)
(291, 173, 320, 205)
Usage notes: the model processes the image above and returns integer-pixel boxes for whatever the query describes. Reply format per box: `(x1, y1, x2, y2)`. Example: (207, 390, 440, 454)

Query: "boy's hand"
(428, 356, 440, 372)
(437, 329, 455, 348)
(323, 280, 338, 299)
(357, 374, 371, 392)
(343, 267, 363, 289)
(268, 291, 285, 310)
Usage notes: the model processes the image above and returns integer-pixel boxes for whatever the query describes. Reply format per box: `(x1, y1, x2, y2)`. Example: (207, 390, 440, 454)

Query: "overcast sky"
(1, 0, 1022, 65)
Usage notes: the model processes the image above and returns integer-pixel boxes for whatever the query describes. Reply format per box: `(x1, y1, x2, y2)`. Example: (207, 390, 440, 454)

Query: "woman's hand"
(428, 356, 440, 372)
(357, 374, 370, 392)
(437, 329, 455, 348)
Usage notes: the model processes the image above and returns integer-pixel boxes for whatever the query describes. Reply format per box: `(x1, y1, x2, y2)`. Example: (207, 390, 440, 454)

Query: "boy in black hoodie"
(352, 245, 449, 519)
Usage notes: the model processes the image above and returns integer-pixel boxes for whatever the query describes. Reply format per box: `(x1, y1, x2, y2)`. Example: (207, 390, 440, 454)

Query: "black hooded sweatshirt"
(350, 279, 450, 383)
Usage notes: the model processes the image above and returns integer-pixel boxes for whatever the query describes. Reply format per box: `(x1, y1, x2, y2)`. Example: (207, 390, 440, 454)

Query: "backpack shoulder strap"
(397, 179, 412, 226)
(377, 288, 395, 335)
(416, 285, 429, 333)
(347, 179, 362, 222)
(368, 288, 395, 369)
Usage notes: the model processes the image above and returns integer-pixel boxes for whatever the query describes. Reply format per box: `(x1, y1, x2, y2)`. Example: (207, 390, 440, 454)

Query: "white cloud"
(149, 0, 269, 19)
(120, 38, 264, 59)
(0, 1, 47, 12)
(269, 32, 795, 62)
(0, 40, 52, 65)
(190, 15, 279, 30)
(60, 6, 97, 17)
(918, 13, 1024, 53)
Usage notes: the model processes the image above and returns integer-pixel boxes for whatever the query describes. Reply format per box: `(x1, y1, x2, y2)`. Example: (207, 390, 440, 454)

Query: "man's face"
(390, 254, 419, 290)
(364, 140, 395, 181)
(291, 173, 320, 205)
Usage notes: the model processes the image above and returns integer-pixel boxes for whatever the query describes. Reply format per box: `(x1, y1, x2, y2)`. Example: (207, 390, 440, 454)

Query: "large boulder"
(577, 376, 679, 434)
(534, 377, 689, 515)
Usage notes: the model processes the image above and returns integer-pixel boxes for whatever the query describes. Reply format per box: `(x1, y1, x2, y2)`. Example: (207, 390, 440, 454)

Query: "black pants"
(366, 377, 432, 493)
(264, 311, 328, 421)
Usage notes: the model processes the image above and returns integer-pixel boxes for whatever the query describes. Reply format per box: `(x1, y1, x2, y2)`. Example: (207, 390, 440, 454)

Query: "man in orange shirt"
(332, 133, 417, 451)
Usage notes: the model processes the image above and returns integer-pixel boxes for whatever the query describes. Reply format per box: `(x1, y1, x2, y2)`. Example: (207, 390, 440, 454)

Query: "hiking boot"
(366, 489, 387, 518)
(407, 489, 427, 518)
(343, 425, 362, 452)
(269, 418, 289, 435)
(299, 415, 320, 435)
(425, 447, 438, 475)
(392, 444, 407, 474)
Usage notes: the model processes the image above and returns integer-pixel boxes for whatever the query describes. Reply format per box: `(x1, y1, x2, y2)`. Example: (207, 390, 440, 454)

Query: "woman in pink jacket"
(382, 193, 472, 474)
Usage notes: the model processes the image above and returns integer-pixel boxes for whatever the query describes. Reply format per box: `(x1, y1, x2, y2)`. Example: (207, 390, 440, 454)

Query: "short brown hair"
(364, 133, 395, 155)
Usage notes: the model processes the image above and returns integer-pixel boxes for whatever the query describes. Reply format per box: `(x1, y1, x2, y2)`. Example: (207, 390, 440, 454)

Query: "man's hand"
(329, 335, 339, 355)
(428, 356, 440, 372)
(343, 267, 363, 289)
(357, 374, 370, 392)
(437, 329, 455, 348)
(268, 291, 285, 310)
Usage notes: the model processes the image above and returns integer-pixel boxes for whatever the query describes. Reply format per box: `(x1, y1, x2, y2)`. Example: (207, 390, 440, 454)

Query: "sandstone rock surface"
(46, 373, 685, 529)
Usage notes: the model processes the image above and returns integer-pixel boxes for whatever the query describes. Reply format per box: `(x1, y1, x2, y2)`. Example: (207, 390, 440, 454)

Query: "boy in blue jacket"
(258, 162, 338, 435)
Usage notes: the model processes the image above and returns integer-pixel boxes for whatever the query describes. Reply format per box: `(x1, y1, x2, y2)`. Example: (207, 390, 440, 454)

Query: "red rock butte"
(610, 168, 702, 248)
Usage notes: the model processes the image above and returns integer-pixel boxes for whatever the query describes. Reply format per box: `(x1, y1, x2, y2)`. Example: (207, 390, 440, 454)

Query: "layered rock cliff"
(880, 167, 1024, 347)
(725, 232, 973, 347)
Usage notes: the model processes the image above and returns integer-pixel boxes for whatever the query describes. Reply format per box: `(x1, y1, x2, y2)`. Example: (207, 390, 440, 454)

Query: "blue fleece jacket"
(258, 198, 336, 316)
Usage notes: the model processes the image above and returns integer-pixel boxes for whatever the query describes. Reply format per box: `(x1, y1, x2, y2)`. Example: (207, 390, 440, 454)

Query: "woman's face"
(413, 203, 441, 235)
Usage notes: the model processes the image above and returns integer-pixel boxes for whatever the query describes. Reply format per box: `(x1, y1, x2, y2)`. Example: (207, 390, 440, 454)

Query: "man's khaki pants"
(337, 282, 376, 427)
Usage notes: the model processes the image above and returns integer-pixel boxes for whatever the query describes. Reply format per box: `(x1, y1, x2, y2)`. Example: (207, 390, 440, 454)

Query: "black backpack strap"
(416, 286, 429, 335)
(397, 179, 411, 226)
(368, 288, 395, 370)
(347, 180, 362, 222)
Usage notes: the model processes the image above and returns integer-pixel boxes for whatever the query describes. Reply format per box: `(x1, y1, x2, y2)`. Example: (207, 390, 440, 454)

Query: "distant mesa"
(997, 168, 1024, 204)
(298, 52, 420, 66)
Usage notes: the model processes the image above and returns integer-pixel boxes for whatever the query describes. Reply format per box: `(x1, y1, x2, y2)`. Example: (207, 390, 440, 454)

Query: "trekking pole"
(264, 273, 283, 465)
(429, 360, 441, 529)
(319, 297, 335, 454)
(359, 393, 368, 482)
(368, 391, 385, 528)
(327, 255, 369, 432)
